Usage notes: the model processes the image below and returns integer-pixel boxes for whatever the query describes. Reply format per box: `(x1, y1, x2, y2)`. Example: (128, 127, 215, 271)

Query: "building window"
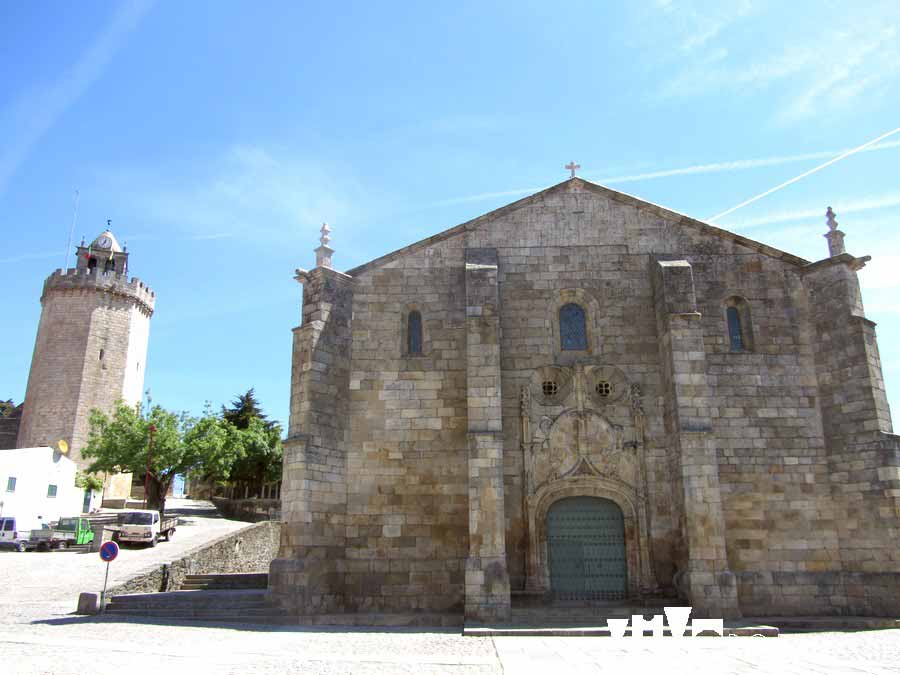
(725, 297, 753, 352)
(407, 310, 423, 355)
(726, 307, 743, 351)
(87, 257, 98, 271)
(99, 349, 105, 361)
(6, 477, 15, 493)
(104, 257, 115, 273)
(559, 303, 587, 351)
(47, 484, 58, 498)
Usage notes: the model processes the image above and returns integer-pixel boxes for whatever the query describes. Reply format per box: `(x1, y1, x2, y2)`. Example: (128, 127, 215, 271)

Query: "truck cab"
(28, 516, 94, 551)
(118, 510, 176, 547)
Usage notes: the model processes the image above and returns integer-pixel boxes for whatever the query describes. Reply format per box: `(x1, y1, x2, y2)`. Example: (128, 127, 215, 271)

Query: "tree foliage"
(222, 389, 283, 496)
(75, 471, 104, 492)
(83, 401, 241, 513)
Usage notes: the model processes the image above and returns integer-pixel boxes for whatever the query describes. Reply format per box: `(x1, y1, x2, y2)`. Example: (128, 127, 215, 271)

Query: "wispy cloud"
(637, 2, 900, 123)
(0, 251, 61, 265)
(428, 138, 900, 210)
(93, 144, 370, 243)
(0, 0, 155, 193)
(725, 191, 900, 230)
(860, 255, 900, 290)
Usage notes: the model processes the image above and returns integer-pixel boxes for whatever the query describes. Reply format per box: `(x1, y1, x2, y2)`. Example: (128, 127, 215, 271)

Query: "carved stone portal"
(521, 364, 657, 597)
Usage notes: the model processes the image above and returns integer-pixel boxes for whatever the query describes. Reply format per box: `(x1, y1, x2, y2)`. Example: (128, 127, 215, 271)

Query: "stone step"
(464, 623, 779, 637)
(108, 589, 270, 610)
(179, 573, 268, 590)
(746, 616, 900, 632)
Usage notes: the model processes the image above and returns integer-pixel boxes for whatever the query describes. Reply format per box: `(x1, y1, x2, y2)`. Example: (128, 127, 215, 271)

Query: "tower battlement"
(44, 267, 156, 315)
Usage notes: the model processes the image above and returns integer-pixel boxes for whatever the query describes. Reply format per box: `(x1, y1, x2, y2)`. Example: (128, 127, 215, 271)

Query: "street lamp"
(143, 424, 156, 510)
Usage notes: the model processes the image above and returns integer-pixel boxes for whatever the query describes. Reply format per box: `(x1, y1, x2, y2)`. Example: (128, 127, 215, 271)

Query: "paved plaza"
(1, 500, 898, 674)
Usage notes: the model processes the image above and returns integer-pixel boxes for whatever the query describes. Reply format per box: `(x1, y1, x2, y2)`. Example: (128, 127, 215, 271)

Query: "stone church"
(269, 176, 900, 622)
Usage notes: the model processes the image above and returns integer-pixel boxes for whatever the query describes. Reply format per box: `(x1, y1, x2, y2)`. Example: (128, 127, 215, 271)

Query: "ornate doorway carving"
(519, 364, 657, 598)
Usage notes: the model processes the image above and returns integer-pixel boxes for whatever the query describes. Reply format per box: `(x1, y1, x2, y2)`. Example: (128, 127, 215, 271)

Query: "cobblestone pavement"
(0, 499, 249, 623)
(1, 618, 899, 675)
(1, 503, 898, 674)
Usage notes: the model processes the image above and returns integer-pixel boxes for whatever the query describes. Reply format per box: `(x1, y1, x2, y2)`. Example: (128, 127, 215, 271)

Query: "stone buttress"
(269, 264, 354, 615)
(652, 259, 741, 619)
(464, 248, 512, 621)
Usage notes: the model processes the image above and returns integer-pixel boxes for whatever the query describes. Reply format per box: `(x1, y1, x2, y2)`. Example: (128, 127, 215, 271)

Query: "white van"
(0, 516, 47, 552)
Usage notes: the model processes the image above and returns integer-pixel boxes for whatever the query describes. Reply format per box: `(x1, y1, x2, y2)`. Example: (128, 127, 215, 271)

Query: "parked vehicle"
(0, 516, 47, 552)
(117, 510, 177, 547)
(29, 516, 95, 551)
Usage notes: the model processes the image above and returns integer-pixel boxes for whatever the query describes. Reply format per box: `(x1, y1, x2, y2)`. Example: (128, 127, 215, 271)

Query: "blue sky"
(2, 0, 899, 429)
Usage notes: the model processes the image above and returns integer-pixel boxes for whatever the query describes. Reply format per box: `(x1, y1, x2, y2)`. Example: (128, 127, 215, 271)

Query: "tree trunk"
(146, 476, 172, 515)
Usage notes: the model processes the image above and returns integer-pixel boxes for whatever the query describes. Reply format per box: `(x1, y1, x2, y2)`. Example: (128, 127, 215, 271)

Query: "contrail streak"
(708, 127, 900, 223)
(599, 139, 900, 185)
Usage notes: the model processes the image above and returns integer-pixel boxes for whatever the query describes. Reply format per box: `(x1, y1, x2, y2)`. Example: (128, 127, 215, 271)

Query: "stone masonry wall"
(342, 235, 469, 613)
(111, 521, 280, 595)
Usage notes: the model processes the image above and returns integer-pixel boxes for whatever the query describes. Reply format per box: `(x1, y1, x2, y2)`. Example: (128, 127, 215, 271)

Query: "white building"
(0, 447, 90, 526)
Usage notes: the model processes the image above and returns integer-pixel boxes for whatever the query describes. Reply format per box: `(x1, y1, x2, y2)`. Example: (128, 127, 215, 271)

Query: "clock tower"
(17, 227, 155, 499)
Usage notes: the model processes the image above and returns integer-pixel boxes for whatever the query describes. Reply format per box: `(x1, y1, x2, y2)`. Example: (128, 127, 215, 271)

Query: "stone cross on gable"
(565, 161, 580, 178)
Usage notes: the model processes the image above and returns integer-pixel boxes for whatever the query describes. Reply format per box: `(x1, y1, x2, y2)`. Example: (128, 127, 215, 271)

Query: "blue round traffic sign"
(100, 540, 119, 562)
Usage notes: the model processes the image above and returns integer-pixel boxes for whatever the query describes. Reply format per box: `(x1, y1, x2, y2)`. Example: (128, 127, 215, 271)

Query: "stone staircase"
(104, 589, 291, 624)
(179, 573, 268, 591)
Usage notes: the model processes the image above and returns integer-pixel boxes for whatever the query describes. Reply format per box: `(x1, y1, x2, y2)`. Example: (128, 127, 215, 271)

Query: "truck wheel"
(58, 541, 68, 550)
(166, 528, 175, 541)
(15, 541, 26, 552)
(38, 542, 49, 552)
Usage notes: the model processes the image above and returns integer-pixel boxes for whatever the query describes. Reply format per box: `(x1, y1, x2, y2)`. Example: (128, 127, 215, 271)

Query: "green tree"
(83, 401, 240, 513)
(75, 471, 104, 493)
(222, 389, 283, 498)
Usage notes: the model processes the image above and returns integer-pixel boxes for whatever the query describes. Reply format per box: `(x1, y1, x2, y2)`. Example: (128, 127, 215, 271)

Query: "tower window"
(87, 257, 98, 271)
(103, 257, 115, 273)
(407, 311, 423, 355)
(559, 303, 587, 351)
(47, 484, 58, 498)
(99, 349, 105, 361)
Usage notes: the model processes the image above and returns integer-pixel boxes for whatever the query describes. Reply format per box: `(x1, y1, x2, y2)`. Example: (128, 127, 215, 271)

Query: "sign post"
(99, 540, 119, 613)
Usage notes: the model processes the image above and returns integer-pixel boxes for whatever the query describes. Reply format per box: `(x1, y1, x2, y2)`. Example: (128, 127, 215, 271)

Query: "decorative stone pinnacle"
(824, 206, 846, 257)
(565, 161, 581, 178)
(826, 206, 838, 231)
(315, 222, 334, 268)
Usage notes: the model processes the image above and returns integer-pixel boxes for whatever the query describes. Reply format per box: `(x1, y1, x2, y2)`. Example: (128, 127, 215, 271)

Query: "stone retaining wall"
(109, 521, 281, 595)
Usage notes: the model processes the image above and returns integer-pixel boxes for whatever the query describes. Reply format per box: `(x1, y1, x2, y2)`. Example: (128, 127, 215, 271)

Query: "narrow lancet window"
(407, 311, 423, 355)
(727, 306, 744, 351)
(559, 303, 587, 351)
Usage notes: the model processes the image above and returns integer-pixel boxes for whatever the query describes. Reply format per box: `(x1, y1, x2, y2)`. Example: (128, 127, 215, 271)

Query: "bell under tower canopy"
(75, 225, 128, 275)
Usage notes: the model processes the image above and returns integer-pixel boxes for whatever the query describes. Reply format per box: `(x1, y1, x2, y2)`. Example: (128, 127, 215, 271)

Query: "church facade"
(269, 178, 900, 621)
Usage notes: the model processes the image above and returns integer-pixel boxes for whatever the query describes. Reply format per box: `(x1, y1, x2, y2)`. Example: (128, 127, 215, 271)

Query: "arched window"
(726, 307, 743, 351)
(87, 257, 98, 271)
(724, 297, 753, 352)
(407, 310, 423, 355)
(559, 303, 587, 351)
(103, 257, 115, 273)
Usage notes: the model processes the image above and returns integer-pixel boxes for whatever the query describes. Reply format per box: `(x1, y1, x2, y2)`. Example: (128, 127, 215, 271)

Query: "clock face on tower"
(96, 236, 112, 250)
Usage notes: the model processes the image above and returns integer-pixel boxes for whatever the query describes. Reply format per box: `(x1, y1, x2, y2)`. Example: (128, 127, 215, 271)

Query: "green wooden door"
(547, 497, 627, 601)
